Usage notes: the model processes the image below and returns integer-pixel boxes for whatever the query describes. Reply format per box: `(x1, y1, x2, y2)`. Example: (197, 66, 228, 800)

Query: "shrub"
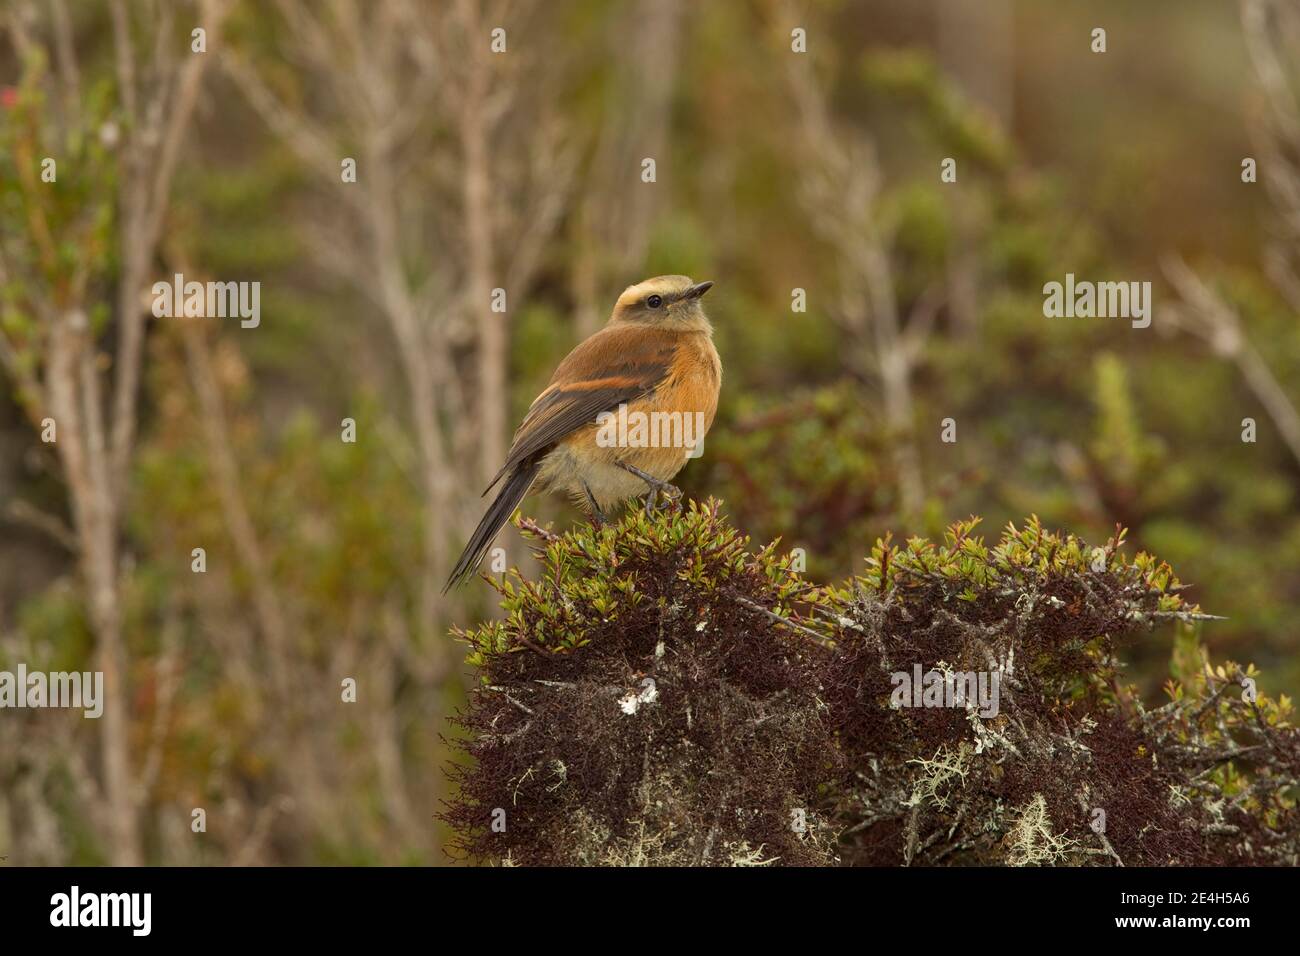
(442, 501, 1300, 866)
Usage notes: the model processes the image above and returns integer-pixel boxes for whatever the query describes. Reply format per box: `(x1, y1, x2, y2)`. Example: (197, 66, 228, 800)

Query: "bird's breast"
(545, 331, 721, 502)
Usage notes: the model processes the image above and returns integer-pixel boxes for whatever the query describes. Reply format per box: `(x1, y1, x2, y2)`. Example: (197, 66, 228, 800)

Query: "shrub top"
(444, 500, 1298, 867)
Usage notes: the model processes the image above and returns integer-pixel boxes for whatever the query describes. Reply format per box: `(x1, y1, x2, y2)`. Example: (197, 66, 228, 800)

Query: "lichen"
(442, 500, 1300, 866)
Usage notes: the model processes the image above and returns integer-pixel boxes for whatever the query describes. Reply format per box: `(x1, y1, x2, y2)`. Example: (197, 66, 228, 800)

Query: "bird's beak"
(683, 280, 714, 300)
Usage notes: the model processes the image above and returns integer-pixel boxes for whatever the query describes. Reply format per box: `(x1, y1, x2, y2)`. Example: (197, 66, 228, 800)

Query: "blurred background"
(2, 0, 1299, 865)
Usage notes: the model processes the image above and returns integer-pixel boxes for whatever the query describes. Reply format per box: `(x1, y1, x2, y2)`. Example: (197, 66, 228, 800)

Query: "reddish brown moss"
(442, 504, 1300, 866)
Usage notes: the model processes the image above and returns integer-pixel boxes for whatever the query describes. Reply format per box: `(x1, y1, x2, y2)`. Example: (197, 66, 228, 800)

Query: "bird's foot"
(581, 480, 608, 526)
(656, 482, 683, 510)
(643, 487, 683, 518)
(615, 460, 683, 518)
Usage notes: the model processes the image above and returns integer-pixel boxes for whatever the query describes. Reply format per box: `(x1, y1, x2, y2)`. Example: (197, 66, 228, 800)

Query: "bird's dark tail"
(444, 462, 540, 591)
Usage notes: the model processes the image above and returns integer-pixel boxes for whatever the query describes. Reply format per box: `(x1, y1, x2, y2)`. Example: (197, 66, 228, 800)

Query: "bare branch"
(1161, 255, 1300, 467)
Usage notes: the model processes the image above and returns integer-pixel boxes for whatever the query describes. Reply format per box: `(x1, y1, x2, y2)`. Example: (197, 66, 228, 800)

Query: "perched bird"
(446, 275, 721, 589)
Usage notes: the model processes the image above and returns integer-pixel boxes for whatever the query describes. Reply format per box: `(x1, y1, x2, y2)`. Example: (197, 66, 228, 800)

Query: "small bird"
(446, 275, 722, 589)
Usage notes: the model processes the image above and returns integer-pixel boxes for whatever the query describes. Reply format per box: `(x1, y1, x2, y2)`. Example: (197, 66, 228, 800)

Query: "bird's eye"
(646, 295, 663, 309)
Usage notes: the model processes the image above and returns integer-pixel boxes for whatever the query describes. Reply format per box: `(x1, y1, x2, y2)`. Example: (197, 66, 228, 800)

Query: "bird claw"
(644, 483, 682, 518)
(581, 480, 608, 526)
(616, 460, 683, 519)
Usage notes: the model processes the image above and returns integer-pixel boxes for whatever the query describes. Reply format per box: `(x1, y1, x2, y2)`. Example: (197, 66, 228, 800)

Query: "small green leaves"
(457, 498, 782, 660)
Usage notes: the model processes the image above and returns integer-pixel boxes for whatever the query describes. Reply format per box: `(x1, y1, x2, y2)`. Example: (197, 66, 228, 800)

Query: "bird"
(445, 275, 721, 589)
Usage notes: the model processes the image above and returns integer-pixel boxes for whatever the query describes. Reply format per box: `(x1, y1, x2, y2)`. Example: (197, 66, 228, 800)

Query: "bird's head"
(609, 275, 714, 332)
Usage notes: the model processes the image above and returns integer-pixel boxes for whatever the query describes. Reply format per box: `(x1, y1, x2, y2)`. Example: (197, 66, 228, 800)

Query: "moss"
(442, 500, 1300, 866)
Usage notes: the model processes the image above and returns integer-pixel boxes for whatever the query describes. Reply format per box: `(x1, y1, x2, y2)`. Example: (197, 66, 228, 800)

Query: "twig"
(727, 590, 836, 650)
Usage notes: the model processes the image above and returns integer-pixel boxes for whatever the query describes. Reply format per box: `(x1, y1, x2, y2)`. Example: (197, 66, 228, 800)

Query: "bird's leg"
(615, 460, 682, 516)
(581, 480, 607, 525)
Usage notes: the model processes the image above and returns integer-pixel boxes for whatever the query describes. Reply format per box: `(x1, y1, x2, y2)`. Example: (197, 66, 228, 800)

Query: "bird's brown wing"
(482, 324, 680, 494)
